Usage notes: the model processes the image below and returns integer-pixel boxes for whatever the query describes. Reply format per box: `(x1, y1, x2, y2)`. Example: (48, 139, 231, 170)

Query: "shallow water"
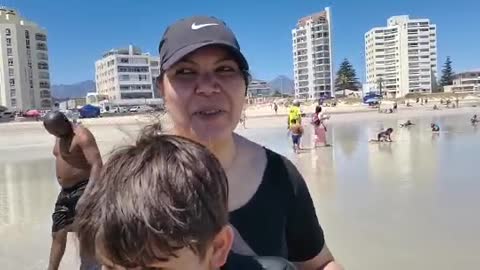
(1, 114, 479, 269)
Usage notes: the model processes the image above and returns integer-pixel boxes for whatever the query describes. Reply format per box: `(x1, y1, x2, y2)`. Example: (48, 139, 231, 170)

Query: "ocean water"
(1, 114, 479, 269)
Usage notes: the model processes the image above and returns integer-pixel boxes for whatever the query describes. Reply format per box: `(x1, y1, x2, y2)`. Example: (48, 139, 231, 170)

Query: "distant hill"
(51, 80, 95, 99)
(268, 75, 294, 95)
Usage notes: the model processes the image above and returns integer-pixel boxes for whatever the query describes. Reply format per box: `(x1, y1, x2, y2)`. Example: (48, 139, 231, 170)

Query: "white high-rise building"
(365, 15, 438, 98)
(95, 45, 160, 102)
(292, 7, 334, 100)
(0, 8, 51, 110)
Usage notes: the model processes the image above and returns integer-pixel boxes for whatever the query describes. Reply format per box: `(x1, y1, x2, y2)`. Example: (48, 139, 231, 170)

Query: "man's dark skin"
(43, 111, 102, 270)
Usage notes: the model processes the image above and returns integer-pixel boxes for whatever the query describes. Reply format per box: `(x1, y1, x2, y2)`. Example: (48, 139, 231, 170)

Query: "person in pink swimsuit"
(311, 106, 330, 147)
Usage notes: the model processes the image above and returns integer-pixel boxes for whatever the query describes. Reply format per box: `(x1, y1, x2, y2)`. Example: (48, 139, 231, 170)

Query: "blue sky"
(8, 0, 479, 84)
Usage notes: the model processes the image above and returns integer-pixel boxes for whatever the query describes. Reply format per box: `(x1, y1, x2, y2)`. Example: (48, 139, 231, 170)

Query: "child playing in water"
(289, 119, 304, 153)
(372, 128, 394, 142)
(471, 114, 479, 125)
(400, 120, 414, 127)
(74, 124, 295, 269)
(431, 123, 440, 132)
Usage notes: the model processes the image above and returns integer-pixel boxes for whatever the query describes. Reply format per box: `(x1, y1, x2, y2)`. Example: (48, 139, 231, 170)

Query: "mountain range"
(51, 75, 295, 99)
(51, 80, 95, 99)
(268, 75, 294, 95)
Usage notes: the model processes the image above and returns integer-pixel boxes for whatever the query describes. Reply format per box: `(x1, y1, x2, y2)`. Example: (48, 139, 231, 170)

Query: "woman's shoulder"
(234, 134, 306, 194)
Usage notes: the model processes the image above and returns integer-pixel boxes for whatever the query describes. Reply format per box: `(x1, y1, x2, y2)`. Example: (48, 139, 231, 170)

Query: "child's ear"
(210, 225, 234, 268)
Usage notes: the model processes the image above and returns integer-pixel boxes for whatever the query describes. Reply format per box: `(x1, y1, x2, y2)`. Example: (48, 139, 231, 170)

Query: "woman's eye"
(175, 68, 195, 75)
(216, 66, 235, 73)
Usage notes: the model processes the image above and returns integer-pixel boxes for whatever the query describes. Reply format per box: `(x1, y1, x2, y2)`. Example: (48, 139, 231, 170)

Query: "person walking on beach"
(273, 102, 278, 114)
(431, 123, 440, 132)
(289, 119, 304, 153)
(155, 16, 342, 269)
(311, 105, 330, 147)
(43, 111, 103, 270)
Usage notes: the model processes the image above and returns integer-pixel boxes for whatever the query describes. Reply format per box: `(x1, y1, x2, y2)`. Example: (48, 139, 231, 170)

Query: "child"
(431, 123, 440, 132)
(400, 120, 414, 127)
(471, 114, 479, 125)
(376, 128, 394, 142)
(289, 119, 304, 153)
(75, 125, 294, 270)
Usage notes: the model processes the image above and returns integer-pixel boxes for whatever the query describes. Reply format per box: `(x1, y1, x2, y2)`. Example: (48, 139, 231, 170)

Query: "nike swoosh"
(191, 23, 219, 30)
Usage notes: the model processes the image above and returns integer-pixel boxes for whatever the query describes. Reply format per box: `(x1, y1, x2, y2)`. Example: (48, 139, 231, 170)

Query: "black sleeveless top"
(229, 148, 325, 262)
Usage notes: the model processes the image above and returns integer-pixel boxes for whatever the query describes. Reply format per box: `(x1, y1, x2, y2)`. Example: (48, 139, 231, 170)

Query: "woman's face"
(159, 46, 246, 144)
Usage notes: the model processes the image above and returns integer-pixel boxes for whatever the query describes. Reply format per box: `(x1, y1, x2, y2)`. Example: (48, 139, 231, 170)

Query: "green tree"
(439, 56, 454, 87)
(335, 58, 360, 96)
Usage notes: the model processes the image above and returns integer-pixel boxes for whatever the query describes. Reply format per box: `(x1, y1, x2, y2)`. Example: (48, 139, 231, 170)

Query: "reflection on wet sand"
(1, 114, 480, 269)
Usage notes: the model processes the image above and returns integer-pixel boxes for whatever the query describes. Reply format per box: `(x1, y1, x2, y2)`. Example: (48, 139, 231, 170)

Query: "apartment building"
(95, 45, 160, 102)
(247, 79, 272, 97)
(292, 7, 334, 100)
(365, 15, 437, 98)
(444, 71, 480, 93)
(0, 8, 52, 110)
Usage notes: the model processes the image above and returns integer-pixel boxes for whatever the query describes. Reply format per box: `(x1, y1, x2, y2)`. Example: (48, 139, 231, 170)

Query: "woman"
(157, 16, 342, 270)
(312, 106, 330, 147)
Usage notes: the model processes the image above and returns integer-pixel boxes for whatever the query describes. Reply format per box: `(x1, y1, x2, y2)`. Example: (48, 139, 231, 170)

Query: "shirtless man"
(43, 111, 103, 270)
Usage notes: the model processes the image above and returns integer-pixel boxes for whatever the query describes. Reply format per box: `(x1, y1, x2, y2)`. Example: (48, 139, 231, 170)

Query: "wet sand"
(1, 108, 480, 269)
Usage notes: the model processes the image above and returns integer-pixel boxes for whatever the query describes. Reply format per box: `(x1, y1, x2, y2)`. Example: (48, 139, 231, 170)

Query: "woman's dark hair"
(315, 105, 322, 114)
(75, 123, 229, 268)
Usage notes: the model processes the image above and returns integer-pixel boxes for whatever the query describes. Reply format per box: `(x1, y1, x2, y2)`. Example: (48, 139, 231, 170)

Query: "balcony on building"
(36, 42, 48, 51)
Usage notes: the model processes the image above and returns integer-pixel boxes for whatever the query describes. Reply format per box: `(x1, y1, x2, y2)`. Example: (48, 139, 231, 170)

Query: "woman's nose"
(195, 72, 220, 96)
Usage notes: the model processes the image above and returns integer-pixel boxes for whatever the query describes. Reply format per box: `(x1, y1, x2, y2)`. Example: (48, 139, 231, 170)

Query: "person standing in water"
(287, 100, 302, 129)
(156, 16, 342, 269)
(289, 119, 304, 153)
(43, 111, 103, 270)
(431, 123, 440, 132)
(311, 105, 330, 147)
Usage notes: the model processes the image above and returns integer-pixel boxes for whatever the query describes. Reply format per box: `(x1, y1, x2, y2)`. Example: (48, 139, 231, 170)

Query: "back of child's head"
(75, 123, 229, 268)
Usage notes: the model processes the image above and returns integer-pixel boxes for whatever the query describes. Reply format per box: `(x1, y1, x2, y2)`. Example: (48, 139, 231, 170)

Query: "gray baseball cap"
(158, 16, 249, 73)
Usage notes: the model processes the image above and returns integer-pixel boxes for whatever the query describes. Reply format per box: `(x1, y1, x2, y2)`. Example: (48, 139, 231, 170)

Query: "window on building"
(35, 33, 47, 41)
(6, 38, 12, 46)
(7, 48, 12, 56)
(5, 28, 11, 36)
(8, 59, 14, 66)
(25, 30, 30, 39)
(120, 58, 129, 63)
(38, 62, 49, 70)
(36, 43, 48, 50)
(8, 68, 14, 76)
(9, 79, 15, 86)
(11, 98, 16, 107)
(40, 90, 51, 98)
(10, 89, 16, 97)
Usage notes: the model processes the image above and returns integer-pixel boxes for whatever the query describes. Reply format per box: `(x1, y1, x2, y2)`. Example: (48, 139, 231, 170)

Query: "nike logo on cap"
(191, 22, 219, 30)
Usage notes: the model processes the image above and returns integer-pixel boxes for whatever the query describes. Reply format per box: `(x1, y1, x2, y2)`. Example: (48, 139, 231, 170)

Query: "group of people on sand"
(41, 16, 342, 270)
(372, 114, 479, 143)
(287, 101, 331, 153)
